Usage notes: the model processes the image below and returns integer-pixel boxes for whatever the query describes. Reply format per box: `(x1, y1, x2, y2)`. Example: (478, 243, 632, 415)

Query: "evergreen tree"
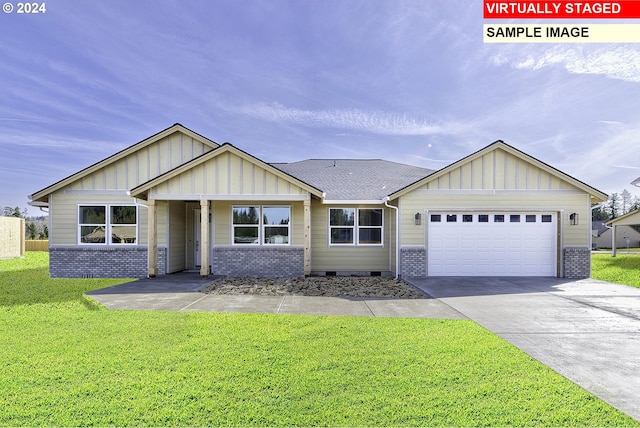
(26, 222, 38, 239)
(606, 193, 621, 219)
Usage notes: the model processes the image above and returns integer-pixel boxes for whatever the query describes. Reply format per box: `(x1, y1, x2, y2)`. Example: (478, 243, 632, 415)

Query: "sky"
(1, 0, 640, 216)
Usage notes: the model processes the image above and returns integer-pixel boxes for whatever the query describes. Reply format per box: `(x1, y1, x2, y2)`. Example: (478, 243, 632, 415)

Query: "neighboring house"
(592, 221, 640, 249)
(605, 209, 640, 256)
(29, 123, 608, 279)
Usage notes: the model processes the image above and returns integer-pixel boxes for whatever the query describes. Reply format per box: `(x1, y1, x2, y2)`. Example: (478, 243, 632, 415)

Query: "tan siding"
(310, 202, 391, 272)
(149, 152, 308, 198)
(399, 191, 590, 247)
(49, 193, 139, 245)
(242, 161, 253, 194)
(213, 201, 231, 245)
(44, 131, 215, 200)
(211, 201, 304, 246)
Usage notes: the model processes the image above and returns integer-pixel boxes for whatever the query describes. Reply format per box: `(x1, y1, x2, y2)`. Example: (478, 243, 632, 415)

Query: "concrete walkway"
(86, 273, 466, 319)
(406, 277, 640, 422)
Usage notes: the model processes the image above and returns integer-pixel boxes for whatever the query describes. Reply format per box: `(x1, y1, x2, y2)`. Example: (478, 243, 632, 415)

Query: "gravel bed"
(203, 276, 428, 299)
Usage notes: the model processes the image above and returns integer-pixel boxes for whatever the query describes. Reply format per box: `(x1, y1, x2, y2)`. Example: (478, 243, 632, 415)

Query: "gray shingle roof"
(632, 176, 640, 186)
(272, 159, 434, 200)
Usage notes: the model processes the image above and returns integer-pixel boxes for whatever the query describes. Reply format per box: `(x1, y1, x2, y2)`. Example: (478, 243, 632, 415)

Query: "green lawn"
(0, 253, 637, 427)
(592, 253, 640, 288)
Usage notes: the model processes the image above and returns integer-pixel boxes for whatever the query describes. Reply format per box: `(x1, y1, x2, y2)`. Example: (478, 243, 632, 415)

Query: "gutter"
(384, 197, 400, 280)
(321, 192, 401, 279)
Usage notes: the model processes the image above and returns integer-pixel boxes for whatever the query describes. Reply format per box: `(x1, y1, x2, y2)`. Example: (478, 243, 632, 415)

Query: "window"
(542, 214, 553, 223)
(232, 206, 290, 245)
(430, 214, 441, 222)
(263, 207, 290, 244)
(478, 215, 489, 223)
(510, 215, 521, 223)
(526, 215, 536, 223)
(329, 208, 383, 245)
(111, 206, 137, 243)
(494, 214, 505, 223)
(446, 214, 457, 222)
(358, 209, 383, 244)
(329, 208, 354, 244)
(79, 204, 137, 245)
(463, 214, 473, 223)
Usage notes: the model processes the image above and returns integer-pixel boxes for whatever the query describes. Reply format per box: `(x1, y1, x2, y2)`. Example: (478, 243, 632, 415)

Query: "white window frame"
(231, 205, 291, 246)
(77, 204, 138, 245)
(328, 207, 384, 247)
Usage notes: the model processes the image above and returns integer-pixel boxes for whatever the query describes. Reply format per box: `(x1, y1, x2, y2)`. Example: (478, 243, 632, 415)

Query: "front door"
(194, 209, 201, 267)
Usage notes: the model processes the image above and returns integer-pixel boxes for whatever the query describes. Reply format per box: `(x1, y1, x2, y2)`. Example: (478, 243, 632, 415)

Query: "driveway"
(406, 277, 640, 422)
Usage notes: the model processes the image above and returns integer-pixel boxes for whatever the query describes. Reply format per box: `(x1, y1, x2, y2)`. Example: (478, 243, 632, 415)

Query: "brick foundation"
(563, 246, 591, 279)
(400, 246, 426, 277)
(212, 246, 304, 277)
(50, 246, 166, 278)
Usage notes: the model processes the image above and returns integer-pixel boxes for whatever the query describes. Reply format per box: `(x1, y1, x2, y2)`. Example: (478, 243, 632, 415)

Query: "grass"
(592, 253, 640, 288)
(0, 253, 637, 426)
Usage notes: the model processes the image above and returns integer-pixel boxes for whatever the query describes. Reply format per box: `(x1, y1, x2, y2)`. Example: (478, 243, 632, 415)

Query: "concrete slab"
(90, 292, 204, 311)
(277, 295, 374, 316)
(181, 294, 284, 314)
(364, 298, 468, 319)
(406, 276, 640, 422)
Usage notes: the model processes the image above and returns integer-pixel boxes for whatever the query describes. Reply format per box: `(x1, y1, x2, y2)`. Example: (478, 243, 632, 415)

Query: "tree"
(26, 222, 38, 240)
(591, 204, 609, 221)
(2, 206, 27, 218)
(38, 226, 48, 240)
(621, 189, 633, 215)
(606, 193, 621, 219)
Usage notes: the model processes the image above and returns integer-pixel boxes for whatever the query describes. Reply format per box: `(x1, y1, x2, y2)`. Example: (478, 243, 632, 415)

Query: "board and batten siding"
(149, 151, 309, 199)
(49, 192, 168, 246)
(66, 131, 213, 192)
(400, 192, 590, 247)
(310, 202, 392, 273)
(423, 148, 573, 192)
(398, 147, 593, 249)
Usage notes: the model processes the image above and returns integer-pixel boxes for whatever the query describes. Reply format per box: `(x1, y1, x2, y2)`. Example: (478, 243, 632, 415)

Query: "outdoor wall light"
(414, 212, 422, 225)
(569, 212, 579, 226)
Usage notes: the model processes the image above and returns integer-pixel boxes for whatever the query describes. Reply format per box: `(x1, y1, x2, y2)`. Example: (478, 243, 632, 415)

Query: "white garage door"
(428, 212, 557, 276)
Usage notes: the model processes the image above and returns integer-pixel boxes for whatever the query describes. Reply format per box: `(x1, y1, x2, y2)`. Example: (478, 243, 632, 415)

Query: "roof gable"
(606, 209, 640, 226)
(130, 143, 323, 199)
(389, 140, 608, 202)
(29, 124, 219, 203)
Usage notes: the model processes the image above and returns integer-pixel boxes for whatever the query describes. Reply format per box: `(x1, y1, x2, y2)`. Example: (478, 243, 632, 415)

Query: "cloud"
(231, 102, 465, 136)
(492, 45, 640, 83)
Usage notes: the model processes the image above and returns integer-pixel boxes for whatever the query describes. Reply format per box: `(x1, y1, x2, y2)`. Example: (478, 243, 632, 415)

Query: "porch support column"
(612, 224, 617, 257)
(200, 199, 210, 277)
(303, 198, 311, 276)
(147, 198, 158, 278)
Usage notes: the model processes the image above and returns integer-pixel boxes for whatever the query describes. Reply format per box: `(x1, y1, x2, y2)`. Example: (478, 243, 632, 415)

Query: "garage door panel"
(428, 211, 557, 277)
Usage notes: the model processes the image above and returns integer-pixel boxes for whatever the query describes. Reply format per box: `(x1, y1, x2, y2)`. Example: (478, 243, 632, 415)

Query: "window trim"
(328, 207, 384, 247)
(231, 205, 291, 246)
(78, 203, 138, 246)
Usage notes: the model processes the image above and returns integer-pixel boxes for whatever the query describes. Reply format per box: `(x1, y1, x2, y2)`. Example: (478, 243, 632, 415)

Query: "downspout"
(384, 197, 399, 280)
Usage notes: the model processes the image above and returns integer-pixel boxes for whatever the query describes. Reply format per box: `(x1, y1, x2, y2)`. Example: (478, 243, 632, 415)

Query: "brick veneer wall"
(400, 247, 426, 277)
(212, 246, 304, 277)
(563, 247, 591, 279)
(49, 246, 166, 278)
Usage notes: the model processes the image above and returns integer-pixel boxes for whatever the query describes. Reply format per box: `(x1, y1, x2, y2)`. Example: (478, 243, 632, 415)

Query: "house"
(605, 209, 640, 256)
(592, 221, 640, 249)
(29, 123, 608, 279)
